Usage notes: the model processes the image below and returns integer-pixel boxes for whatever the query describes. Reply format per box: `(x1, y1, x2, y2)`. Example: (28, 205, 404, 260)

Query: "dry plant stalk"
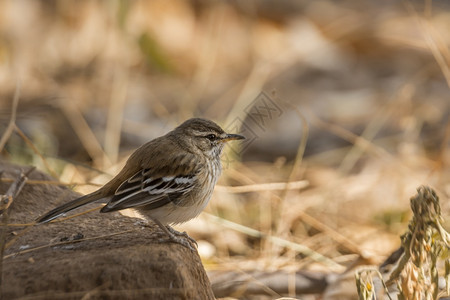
(356, 186, 450, 300)
(355, 267, 391, 300)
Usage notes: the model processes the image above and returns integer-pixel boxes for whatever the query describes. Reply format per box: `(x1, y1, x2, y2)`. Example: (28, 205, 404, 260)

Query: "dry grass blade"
(0, 178, 102, 188)
(104, 70, 128, 165)
(4, 226, 33, 250)
(404, 1, 450, 87)
(51, 205, 104, 223)
(210, 269, 328, 298)
(305, 109, 426, 182)
(0, 205, 106, 251)
(13, 126, 58, 178)
(280, 102, 309, 191)
(205, 213, 344, 271)
(297, 211, 365, 257)
(273, 102, 309, 253)
(58, 100, 110, 169)
(0, 205, 103, 230)
(3, 229, 136, 259)
(337, 92, 408, 174)
(224, 64, 273, 128)
(215, 180, 309, 193)
(307, 110, 389, 161)
(0, 81, 21, 153)
(0, 223, 35, 227)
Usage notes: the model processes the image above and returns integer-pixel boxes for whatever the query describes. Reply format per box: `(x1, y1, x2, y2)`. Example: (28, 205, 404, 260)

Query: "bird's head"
(173, 118, 245, 159)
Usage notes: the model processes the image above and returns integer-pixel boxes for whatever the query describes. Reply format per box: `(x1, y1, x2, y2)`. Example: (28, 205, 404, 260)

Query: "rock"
(0, 161, 214, 299)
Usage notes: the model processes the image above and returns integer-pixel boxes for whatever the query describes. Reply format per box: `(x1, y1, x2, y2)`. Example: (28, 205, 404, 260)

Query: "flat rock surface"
(0, 162, 214, 300)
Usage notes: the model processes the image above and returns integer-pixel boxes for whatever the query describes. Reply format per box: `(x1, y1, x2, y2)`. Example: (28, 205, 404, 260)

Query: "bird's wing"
(100, 168, 197, 212)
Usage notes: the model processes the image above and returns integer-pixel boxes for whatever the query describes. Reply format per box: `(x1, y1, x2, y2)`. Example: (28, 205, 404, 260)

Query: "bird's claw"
(165, 226, 198, 247)
(157, 234, 197, 251)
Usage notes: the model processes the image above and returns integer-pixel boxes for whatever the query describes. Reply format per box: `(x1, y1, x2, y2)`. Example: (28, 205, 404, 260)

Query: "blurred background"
(0, 0, 449, 298)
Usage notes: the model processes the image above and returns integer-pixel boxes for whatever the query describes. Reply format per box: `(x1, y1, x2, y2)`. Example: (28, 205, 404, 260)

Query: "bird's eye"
(205, 134, 217, 141)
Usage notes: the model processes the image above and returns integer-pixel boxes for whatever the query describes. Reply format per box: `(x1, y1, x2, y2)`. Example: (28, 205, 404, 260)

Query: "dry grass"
(0, 0, 449, 299)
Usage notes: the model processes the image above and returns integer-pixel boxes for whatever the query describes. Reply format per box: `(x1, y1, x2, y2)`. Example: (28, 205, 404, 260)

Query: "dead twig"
(0, 167, 35, 214)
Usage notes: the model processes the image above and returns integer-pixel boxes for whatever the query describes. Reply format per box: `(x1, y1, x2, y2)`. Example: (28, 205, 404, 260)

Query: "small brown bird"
(37, 118, 244, 250)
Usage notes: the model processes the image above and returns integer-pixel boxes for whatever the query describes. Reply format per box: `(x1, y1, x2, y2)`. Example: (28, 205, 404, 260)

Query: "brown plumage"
(36, 118, 244, 249)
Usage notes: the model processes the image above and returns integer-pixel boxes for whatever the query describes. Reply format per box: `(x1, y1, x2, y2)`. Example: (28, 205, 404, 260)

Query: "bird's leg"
(150, 218, 197, 251)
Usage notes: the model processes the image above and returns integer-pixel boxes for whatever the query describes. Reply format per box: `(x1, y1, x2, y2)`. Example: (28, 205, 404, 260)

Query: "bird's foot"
(158, 233, 197, 251)
(165, 226, 198, 247)
(134, 219, 149, 227)
(149, 219, 198, 251)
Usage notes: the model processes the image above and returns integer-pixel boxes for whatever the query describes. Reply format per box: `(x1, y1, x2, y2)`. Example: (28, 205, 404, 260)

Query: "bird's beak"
(220, 133, 245, 143)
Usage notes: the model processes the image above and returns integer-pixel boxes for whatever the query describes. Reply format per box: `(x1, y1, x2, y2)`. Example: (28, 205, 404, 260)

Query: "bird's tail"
(36, 191, 104, 223)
